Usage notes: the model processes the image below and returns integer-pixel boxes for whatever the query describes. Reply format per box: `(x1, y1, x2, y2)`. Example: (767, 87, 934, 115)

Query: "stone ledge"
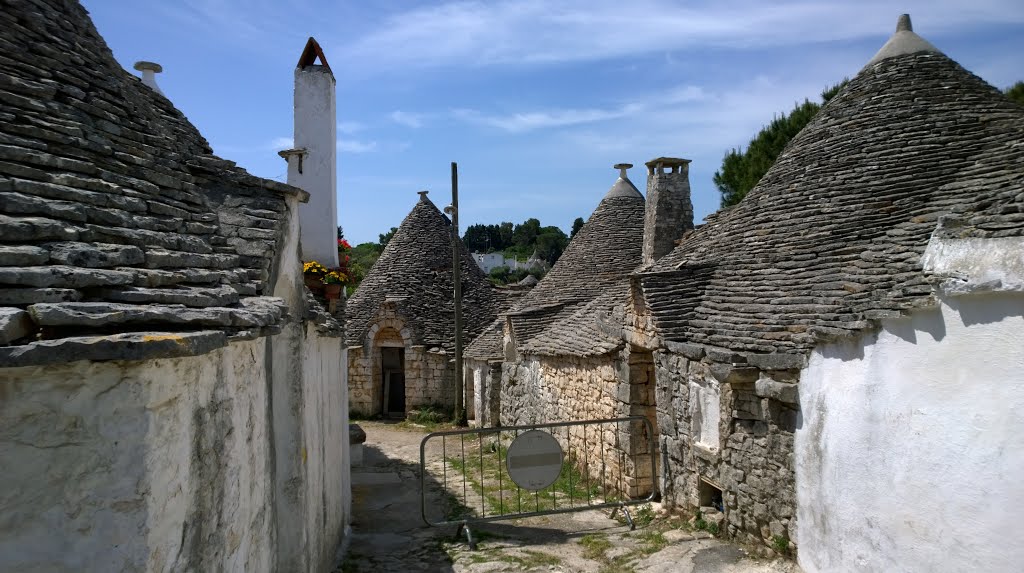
(746, 352, 806, 371)
(0, 330, 227, 367)
(755, 378, 800, 405)
(663, 340, 705, 360)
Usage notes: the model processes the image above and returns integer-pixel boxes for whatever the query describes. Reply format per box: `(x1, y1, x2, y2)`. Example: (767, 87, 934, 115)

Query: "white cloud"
(342, 0, 1024, 71)
(446, 83, 709, 133)
(390, 111, 426, 128)
(337, 121, 366, 134)
(269, 136, 294, 150)
(451, 105, 641, 133)
(337, 139, 378, 153)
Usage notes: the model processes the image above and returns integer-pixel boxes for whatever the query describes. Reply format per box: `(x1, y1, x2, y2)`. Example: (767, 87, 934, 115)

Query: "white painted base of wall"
(796, 293, 1024, 572)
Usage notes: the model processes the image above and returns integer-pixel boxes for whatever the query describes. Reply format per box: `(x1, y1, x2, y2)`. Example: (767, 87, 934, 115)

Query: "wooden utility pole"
(450, 162, 467, 426)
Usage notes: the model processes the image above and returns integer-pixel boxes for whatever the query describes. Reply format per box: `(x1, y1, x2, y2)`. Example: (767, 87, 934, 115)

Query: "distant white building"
(472, 251, 548, 274)
(472, 252, 506, 273)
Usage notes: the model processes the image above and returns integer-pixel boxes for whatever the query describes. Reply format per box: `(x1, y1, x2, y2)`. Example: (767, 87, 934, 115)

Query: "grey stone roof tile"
(345, 195, 502, 350)
(0, 0, 311, 364)
(501, 179, 645, 350)
(640, 40, 1024, 357)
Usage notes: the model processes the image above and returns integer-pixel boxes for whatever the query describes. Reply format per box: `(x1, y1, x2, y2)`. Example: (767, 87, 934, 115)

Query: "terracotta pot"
(304, 274, 324, 291)
(324, 284, 342, 299)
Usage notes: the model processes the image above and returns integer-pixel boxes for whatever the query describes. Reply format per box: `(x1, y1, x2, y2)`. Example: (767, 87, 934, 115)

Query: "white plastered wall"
(0, 339, 274, 573)
(796, 292, 1024, 572)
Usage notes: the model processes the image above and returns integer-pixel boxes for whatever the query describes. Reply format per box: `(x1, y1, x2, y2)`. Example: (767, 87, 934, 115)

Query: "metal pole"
(451, 162, 466, 426)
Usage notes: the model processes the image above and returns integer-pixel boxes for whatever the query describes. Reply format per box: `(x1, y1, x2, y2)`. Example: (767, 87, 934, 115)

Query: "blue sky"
(84, 1, 1024, 245)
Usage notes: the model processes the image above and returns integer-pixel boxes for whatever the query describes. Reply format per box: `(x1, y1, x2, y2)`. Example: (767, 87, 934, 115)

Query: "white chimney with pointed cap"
(282, 37, 338, 267)
(133, 61, 164, 96)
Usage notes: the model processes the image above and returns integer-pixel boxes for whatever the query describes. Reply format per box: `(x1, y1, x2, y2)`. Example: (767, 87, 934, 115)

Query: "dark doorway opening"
(381, 347, 405, 418)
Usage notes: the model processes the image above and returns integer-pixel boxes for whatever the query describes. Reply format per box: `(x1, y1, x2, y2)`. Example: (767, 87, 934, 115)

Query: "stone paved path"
(337, 421, 801, 573)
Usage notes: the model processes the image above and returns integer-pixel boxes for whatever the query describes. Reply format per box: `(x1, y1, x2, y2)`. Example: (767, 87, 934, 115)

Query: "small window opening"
(699, 479, 724, 512)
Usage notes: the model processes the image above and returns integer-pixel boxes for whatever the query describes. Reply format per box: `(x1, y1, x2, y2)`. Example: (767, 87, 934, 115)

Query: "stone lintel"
(709, 364, 760, 385)
(745, 352, 806, 371)
(0, 330, 228, 368)
(755, 378, 800, 405)
(663, 340, 705, 360)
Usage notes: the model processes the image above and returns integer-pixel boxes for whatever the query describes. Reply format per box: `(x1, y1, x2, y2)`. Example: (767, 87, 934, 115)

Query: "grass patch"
(442, 433, 607, 519)
(408, 404, 449, 424)
(578, 534, 612, 561)
(635, 530, 668, 555)
(772, 534, 791, 555)
(505, 550, 562, 569)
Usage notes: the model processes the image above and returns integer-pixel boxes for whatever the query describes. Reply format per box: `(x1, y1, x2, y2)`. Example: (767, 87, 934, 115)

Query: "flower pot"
(324, 284, 342, 299)
(304, 275, 324, 291)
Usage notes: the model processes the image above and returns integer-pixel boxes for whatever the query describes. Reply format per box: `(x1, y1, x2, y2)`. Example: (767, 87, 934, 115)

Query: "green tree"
(570, 217, 585, 238)
(1006, 81, 1024, 106)
(498, 222, 514, 248)
(488, 265, 510, 285)
(348, 242, 383, 292)
(512, 218, 541, 247)
(378, 227, 398, 248)
(462, 224, 491, 251)
(535, 226, 568, 264)
(714, 80, 848, 208)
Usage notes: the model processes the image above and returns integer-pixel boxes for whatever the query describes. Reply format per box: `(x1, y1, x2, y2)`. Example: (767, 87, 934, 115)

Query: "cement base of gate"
(336, 421, 801, 573)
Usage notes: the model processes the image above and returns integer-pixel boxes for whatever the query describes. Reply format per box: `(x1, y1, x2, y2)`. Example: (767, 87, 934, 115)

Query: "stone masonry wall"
(348, 332, 455, 417)
(655, 345, 799, 550)
(501, 349, 656, 498)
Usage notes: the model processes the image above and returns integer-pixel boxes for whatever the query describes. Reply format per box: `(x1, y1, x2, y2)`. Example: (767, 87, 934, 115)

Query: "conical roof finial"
(865, 13, 942, 67)
(896, 14, 912, 32)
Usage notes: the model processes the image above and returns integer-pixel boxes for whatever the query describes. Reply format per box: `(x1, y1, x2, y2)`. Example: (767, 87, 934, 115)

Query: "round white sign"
(506, 430, 564, 491)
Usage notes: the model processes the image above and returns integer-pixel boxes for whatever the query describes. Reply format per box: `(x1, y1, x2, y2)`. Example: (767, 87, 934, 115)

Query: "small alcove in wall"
(699, 478, 724, 512)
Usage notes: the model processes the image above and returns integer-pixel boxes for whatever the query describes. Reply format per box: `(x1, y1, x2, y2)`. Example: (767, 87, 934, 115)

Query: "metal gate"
(419, 416, 658, 548)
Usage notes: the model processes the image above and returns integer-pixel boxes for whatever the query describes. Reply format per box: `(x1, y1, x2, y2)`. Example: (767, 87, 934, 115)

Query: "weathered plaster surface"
(290, 65, 338, 267)
(467, 358, 502, 427)
(922, 236, 1024, 293)
(796, 294, 1024, 572)
(269, 192, 349, 572)
(0, 339, 273, 573)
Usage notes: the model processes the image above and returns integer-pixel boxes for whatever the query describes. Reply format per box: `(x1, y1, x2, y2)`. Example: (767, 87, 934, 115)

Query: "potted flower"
(303, 260, 327, 291)
(322, 268, 347, 299)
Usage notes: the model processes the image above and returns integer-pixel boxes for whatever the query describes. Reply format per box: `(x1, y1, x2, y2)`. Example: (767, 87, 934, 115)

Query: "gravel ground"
(337, 421, 801, 573)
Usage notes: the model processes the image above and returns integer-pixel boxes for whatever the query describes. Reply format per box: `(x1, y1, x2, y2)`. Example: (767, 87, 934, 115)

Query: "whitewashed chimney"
(280, 37, 338, 266)
(642, 157, 693, 265)
(133, 61, 164, 95)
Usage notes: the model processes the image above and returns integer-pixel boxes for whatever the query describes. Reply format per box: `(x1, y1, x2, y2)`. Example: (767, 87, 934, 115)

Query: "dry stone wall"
(655, 345, 799, 550)
(501, 349, 656, 498)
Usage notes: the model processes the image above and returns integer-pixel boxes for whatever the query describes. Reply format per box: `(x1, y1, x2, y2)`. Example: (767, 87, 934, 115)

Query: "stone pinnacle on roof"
(605, 163, 642, 199)
(865, 14, 942, 67)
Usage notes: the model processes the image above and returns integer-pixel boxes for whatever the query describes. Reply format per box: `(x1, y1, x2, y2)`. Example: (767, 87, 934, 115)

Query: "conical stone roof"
(641, 15, 1024, 357)
(503, 170, 646, 349)
(0, 0, 313, 366)
(345, 194, 501, 350)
